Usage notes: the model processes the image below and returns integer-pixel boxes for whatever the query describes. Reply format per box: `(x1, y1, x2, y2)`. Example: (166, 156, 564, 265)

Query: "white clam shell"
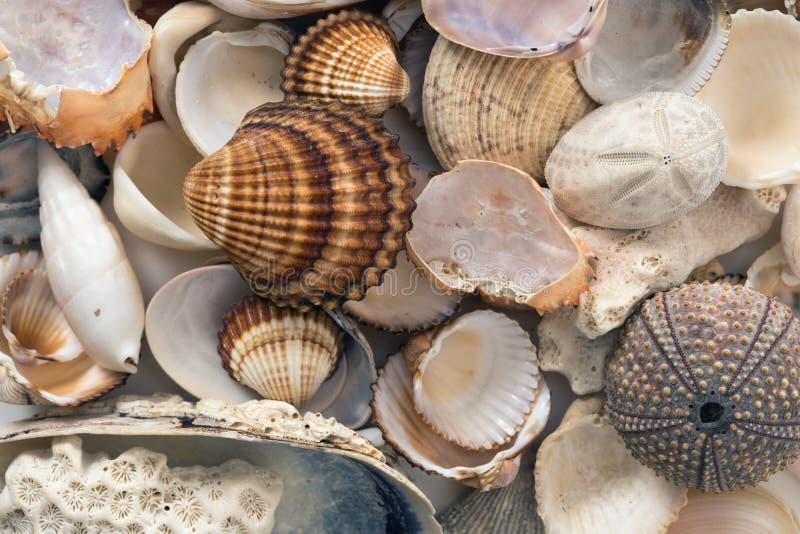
(746, 243, 800, 309)
(207, 0, 362, 19)
(176, 22, 293, 156)
(113, 121, 215, 251)
(697, 9, 800, 188)
(782, 184, 800, 279)
(38, 141, 144, 374)
(145, 265, 376, 429)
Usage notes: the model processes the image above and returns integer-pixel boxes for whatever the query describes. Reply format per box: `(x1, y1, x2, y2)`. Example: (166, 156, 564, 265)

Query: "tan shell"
(282, 11, 410, 116)
(423, 36, 597, 181)
(183, 99, 415, 310)
(218, 295, 343, 408)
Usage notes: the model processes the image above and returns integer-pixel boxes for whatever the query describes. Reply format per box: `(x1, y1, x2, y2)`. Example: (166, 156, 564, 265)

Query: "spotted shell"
(183, 100, 415, 310)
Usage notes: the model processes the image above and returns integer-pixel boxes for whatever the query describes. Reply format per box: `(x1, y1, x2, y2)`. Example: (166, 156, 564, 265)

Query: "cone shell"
(218, 295, 344, 408)
(1, 269, 83, 366)
(423, 36, 597, 181)
(183, 99, 415, 310)
(282, 11, 410, 116)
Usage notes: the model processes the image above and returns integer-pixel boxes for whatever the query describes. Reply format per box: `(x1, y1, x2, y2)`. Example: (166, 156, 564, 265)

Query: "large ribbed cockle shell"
(184, 100, 415, 310)
(282, 10, 410, 116)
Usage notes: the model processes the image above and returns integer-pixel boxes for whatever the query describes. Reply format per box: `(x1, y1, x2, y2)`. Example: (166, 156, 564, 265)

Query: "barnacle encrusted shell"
(423, 37, 597, 181)
(0, 435, 283, 532)
(282, 11, 410, 116)
(545, 92, 727, 229)
(183, 100, 415, 310)
(605, 280, 800, 492)
(218, 295, 344, 408)
(208, 0, 362, 18)
(405, 160, 593, 313)
(535, 397, 688, 534)
(0, 1, 153, 152)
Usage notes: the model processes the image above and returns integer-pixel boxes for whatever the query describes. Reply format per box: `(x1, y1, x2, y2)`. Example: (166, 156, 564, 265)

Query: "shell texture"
(404, 310, 542, 451)
(282, 11, 410, 116)
(0, 435, 283, 533)
(218, 295, 344, 408)
(0, 129, 109, 246)
(575, 0, 731, 104)
(0, 1, 153, 152)
(383, 0, 424, 41)
(783, 184, 800, 279)
(421, 0, 608, 59)
(38, 141, 145, 374)
(545, 92, 728, 229)
(207, 0, 362, 18)
(405, 160, 594, 313)
(605, 280, 800, 492)
(697, 9, 800, 188)
(399, 19, 437, 129)
(183, 100, 415, 310)
(747, 244, 800, 312)
(423, 37, 597, 181)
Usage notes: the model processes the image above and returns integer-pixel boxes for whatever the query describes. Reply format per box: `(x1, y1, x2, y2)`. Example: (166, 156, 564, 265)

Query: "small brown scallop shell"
(282, 10, 410, 116)
(183, 99, 416, 310)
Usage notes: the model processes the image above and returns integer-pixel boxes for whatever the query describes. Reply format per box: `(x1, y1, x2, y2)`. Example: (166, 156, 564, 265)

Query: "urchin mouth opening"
(699, 402, 724, 423)
(688, 390, 734, 434)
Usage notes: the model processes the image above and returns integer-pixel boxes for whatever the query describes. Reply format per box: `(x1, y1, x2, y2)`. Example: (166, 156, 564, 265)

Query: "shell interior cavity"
(406, 160, 593, 313)
(399, 18, 437, 129)
(406, 310, 542, 451)
(177, 22, 293, 156)
(421, 0, 608, 59)
(697, 9, 800, 188)
(575, 0, 731, 104)
(282, 10, 410, 116)
(545, 92, 728, 229)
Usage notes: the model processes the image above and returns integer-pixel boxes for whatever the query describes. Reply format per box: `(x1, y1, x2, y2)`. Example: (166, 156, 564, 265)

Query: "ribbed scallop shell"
(282, 11, 410, 116)
(423, 36, 597, 181)
(184, 99, 415, 309)
(218, 295, 344, 408)
(1, 269, 82, 366)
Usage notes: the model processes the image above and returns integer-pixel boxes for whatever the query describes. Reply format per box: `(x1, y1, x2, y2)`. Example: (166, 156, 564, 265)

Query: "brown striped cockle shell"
(218, 295, 343, 408)
(282, 11, 410, 116)
(183, 100, 415, 310)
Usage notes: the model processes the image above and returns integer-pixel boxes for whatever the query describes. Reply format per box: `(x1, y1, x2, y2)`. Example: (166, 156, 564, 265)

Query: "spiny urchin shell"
(605, 280, 800, 492)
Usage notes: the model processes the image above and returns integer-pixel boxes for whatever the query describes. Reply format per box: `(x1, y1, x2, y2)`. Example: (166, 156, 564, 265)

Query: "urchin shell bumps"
(605, 280, 800, 492)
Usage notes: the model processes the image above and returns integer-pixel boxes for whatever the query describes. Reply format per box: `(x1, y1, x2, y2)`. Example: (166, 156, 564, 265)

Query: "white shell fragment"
(747, 244, 800, 310)
(697, 9, 800, 188)
(0, 435, 284, 533)
(782, 184, 800, 279)
(208, 0, 362, 19)
(535, 397, 688, 534)
(406, 310, 541, 451)
(343, 251, 461, 333)
(546, 92, 728, 229)
(38, 141, 144, 373)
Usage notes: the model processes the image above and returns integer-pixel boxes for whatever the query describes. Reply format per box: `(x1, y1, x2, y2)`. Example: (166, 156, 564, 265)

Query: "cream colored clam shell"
(208, 0, 362, 18)
(697, 9, 800, 188)
(113, 121, 215, 250)
(746, 243, 800, 306)
(782, 184, 800, 278)
(535, 397, 688, 534)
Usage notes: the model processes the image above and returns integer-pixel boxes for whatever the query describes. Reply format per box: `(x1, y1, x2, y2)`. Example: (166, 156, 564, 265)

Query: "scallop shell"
(545, 92, 728, 229)
(342, 251, 461, 333)
(373, 350, 551, 489)
(404, 310, 542, 451)
(207, 0, 362, 18)
(575, 0, 730, 104)
(0, 1, 153, 152)
(183, 100, 415, 310)
(423, 36, 597, 181)
(218, 295, 344, 408)
(405, 160, 594, 313)
(697, 9, 800, 188)
(282, 11, 410, 116)
(421, 0, 608, 59)
(535, 397, 688, 534)
(1, 269, 82, 366)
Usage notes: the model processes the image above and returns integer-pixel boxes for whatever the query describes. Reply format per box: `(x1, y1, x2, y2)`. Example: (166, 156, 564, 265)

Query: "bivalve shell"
(183, 100, 415, 310)
(282, 11, 410, 116)
(208, 0, 362, 18)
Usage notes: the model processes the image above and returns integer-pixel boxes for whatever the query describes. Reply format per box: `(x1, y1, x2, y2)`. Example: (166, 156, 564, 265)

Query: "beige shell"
(218, 295, 343, 408)
(783, 184, 800, 278)
(423, 36, 597, 181)
(746, 244, 800, 307)
(282, 11, 410, 116)
(535, 397, 688, 534)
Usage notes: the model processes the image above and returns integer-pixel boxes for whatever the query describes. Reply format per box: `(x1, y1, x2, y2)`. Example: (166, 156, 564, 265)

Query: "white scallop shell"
(38, 141, 144, 374)
(545, 92, 727, 229)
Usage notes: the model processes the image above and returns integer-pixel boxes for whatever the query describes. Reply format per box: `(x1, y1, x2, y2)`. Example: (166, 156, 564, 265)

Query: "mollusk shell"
(783, 184, 800, 279)
(207, 0, 362, 19)
(218, 295, 344, 408)
(183, 100, 415, 310)
(545, 92, 727, 229)
(423, 37, 597, 181)
(746, 244, 800, 311)
(383, 0, 424, 40)
(282, 11, 410, 116)
(400, 19, 437, 129)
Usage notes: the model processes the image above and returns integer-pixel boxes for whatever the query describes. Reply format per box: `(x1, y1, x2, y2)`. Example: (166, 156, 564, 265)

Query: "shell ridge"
(661, 291, 702, 392)
(639, 299, 696, 394)
(730, 305, 790, 396)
